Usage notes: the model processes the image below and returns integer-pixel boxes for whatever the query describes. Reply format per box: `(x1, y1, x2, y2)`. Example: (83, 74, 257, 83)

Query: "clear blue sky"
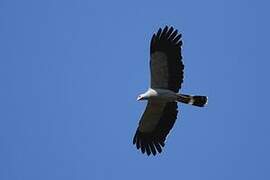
(1, 0, 270, 179)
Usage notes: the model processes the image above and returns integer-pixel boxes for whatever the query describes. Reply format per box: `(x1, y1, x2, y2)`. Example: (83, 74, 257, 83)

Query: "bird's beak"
(137, 96, 142, 101)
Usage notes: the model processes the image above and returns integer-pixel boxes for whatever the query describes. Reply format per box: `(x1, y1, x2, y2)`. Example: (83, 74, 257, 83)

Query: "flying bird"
(133, 26, 208, 156)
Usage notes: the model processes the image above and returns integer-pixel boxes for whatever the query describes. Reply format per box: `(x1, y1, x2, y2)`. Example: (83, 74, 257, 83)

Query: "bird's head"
(137, 94, 147, 101)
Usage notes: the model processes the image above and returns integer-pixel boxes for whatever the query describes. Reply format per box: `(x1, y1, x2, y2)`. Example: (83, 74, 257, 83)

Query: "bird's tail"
(176, 94, 208, 107)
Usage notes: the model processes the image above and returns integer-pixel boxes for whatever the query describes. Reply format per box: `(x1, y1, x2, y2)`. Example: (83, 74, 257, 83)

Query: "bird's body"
(140, 88, 178, 102)
(133, 26, 208, 156)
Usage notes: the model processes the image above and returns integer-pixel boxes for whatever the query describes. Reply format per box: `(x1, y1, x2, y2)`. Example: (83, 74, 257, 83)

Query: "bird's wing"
(150, 26, 184, 92)
(133, 101, 178, 156)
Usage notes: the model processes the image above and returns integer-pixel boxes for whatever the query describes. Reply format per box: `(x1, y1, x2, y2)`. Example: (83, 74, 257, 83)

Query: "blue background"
(1, 0, 269, 179)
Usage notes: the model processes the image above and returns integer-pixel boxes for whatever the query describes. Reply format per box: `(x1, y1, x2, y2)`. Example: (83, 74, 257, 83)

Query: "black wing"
(150, 26, 184, 92)
(133, 102, 178, 156)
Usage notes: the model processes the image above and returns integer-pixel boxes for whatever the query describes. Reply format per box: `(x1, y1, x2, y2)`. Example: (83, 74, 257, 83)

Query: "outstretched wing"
(150, 26, 184, 92)
(133, 101, 178, 156)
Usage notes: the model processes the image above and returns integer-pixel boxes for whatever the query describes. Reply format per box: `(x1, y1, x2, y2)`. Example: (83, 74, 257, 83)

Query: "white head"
(137, 93, 147, 101)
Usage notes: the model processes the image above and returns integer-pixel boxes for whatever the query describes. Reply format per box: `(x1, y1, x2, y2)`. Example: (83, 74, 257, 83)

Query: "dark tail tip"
(192, 96, 208, 107)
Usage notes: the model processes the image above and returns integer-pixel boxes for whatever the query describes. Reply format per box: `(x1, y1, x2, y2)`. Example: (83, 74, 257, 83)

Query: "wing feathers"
(168, 29, 178, 41)
(133, 102, 178, 156)
(165, 26, 174, 39)
(172, 34, 182, 44)
(156, 28, 162, 38)
(154, 142, 162, 153)
(150, 26, 184, 92)
(160, 26, 168, 39)
(149, 143, 157, 155)
(145, 144, 151, 155)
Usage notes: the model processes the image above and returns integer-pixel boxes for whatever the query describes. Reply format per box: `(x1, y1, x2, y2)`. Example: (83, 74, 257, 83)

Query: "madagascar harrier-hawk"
(133, 26, 208, 156)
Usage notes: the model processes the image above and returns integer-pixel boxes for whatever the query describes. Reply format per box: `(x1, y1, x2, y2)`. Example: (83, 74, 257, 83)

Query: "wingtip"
(163, 26, 168, 31)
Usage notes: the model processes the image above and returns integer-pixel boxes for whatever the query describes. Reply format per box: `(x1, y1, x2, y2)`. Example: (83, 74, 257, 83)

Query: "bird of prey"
(133, 26, 208, 156)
